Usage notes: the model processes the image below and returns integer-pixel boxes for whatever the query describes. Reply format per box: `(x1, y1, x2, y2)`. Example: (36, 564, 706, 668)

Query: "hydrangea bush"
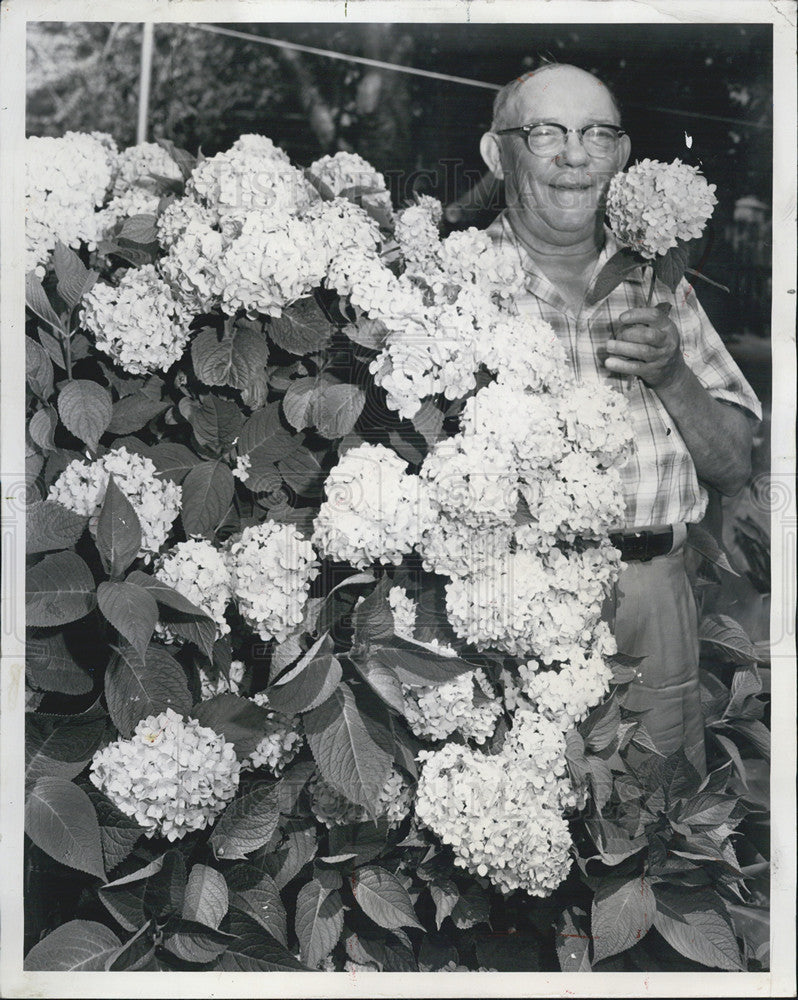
(23, 133, 767, 975)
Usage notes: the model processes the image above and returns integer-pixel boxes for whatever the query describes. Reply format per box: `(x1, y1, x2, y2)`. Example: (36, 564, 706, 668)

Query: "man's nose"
(557, 131, 590, 166)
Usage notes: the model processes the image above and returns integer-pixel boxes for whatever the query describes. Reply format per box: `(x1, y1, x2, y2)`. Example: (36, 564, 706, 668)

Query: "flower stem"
(645, 265, 657, 307)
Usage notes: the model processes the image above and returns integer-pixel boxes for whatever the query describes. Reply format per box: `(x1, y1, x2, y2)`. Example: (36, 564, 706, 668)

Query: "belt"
(609, 526, 676, 562)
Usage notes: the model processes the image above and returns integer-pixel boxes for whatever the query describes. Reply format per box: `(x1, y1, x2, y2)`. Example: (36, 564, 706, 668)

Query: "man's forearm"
(654, 363, 754, 496)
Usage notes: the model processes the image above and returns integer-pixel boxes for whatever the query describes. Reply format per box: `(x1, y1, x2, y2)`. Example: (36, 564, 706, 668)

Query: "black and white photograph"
(1, 1, 795, 996)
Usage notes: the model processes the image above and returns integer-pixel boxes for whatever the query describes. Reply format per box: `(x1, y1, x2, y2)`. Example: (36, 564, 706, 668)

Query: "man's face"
(497, 68, 631, 238)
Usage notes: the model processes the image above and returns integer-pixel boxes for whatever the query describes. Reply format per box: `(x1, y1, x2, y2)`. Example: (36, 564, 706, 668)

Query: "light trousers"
(605, 547, 707, 776)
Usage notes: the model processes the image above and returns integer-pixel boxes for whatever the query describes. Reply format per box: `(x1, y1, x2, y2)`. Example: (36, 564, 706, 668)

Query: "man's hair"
(490, 62, 623, 131)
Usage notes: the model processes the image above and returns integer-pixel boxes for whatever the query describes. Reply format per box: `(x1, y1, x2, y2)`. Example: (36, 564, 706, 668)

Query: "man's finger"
(618, 307, 667, 325)
(606, 339, 660, 361)
(612, 323, 666, 346)
(604, 356, 656, 377)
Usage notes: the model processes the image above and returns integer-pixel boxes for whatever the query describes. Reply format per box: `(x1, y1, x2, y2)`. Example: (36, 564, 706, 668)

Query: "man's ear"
(617, 133, 632, 171)
(480, 132, 504, 180)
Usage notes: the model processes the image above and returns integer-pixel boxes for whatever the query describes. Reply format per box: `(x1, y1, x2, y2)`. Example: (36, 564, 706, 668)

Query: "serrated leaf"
(86, 788, 142, 872)
(53, 241, 96, 308)
(105, 920, 155, 971)
(429, 878, 459, 930)
(183, 864, 229, 929)
(295, 879, 344, 968)
(411, 399, 445, 445)
(450, 881, 490, 929)
(26, 500, 87, 554)
(370, 637, 474, 687)
(186, 394, 243, 454)
(106, 392, 169, 434)
(97, 582, 157, 660)
(25, 270, 63, 330)
(162, 918, 232, 964)
(95, 476, 142, 576)
(277, 446, 325, 497)
(192, 693, 273, 759)
(24, 920, 120, 971)
(26, 631, 93, 696)
(262, 818, 318, 890)
(156, 137, 197, 180)
(148, 441, 200, 483)
(266, 633, 342, 715)
(282, 377, 317, 431)
(653, 886, 743, 970)
(192, 324, 270, 391)
(342, 315, 388, 350)
(181, 460, 234, 538)
(351, 865, 423, 930)
(28, 406, 58, 451)
(700, 614, 762, 665)
(653, 243, 690, 292)
(303, 683, 392, 813)
(356, 658, 405, 714)
(580, 694, 621, 753)
(99, 856, 164, 930)
(591, 876, 655, 963)
(143, 849, 187, 920)
(26, 550, 96, 627)
(210, 785, 282, 862)
(212, 911, 307, 971)
(125, 569, 208, 617)
(556, 906, 592, 971)
(57, 379, 112, 452)
(105, 642, 192, 738)
(117, 213, 158, 244)
(26, 777, 106, 881)
(313, 380, 365, 439)
(352, 577, 395, 644)
(269, 296, 333, 354)
(238, 403, 296, 488)
(686, 524, 740, 575)
(25, 702, 106, 787)
(226, 865, 287, 945)
(26, 336, 54, 399)
(586, 247, 645, 305)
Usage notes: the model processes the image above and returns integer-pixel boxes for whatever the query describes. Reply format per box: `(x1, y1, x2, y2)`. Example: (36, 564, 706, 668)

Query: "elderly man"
(480, 64, 762, 774)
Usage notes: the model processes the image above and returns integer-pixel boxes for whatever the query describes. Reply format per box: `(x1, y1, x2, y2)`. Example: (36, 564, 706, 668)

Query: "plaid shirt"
(486, 211, 762, 530)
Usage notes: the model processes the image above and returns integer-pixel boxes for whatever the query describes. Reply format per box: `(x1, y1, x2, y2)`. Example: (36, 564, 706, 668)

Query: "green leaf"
(28, 406, 58, 452)
(699, 614, 763, 665)
(653, 886, 743, 970)
(411, 399, 445, 446)
(282, 377, 317, 431)
(156, 137, 197, 180)
(686, 524, 739, 575)
(210, 786, 282, 862)
(25, 271, 63, 330)
(351, 865, 423, 931)
(277, 446, 325, 497)
(25, 702, 106, 787)
(226, 865, 287, 946)
(192, 693, 273, 759)
(556, 906, 592, 971)
(591, 876, 655, 962)
(26, 776, 106, 881)
(95, 476, 142, 576)
(313, 380, 366, 439)
(37, 326, 67, 368)
(97, 581, 157, 660)
(148, 441, 200, 483)
(100, 856, 164, 931)
(370, 637, 474, 687)
(105, 920, 155, 971)
(162, 918, 232, 964)
(237, 403, 296, 488)
(355, 658, 405, 714)
(105, 642, 192, 738)
(126, 568, 208, 617)
(26, 550, 96, 626)
(183, 864, 229, 930)
(295, 879, 344, 968)
(352, 577, 395, 644)
(57, 379, 112, 452)
(192, 324, 270, 391)
(580, 694, 621, 753)
(185, 394, 243, 455)
(269, 296, 333, 354)
(654, 242, 690, 292)
(26, 500, 87, 554)
(327, 819, 389, 868)
(117, 213, 158, 244)
(266, 633, 342, 715)
(143, 849, 187, 920)
(303, 683, 392, 813)
(261, 818, 318, 891)
(106, 392, 169, 435)
(26, 336, 54, 399)
(450, 881, 490, 929)
(342, 315, 388, 350)
(429, 878, 459, 930)
(53, 241, 97, 308)
(212, 911, 307, 971)
(585, 247, 644, 305)
(26, 631, 93, 696)
(181, 460, 234, 538)
(86, 788, 142, 873)
(24, 920, 120, 971)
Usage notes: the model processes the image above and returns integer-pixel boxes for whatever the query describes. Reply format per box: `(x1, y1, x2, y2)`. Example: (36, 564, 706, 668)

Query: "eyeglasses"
(495, 122, 626, 158)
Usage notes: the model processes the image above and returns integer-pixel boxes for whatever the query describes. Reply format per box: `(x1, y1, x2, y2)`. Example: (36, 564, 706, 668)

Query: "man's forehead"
(505, 68, 619, 125)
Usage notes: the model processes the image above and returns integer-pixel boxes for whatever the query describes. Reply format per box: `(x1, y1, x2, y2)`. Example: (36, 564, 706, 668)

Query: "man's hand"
(604, 304, 686, 390)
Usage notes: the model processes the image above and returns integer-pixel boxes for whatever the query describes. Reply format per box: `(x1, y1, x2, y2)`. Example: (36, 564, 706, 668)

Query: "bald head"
(491, 64, 622, 131)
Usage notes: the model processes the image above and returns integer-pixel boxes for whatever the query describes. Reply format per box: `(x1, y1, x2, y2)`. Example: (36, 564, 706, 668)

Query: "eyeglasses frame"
(494, 121, 627, 157)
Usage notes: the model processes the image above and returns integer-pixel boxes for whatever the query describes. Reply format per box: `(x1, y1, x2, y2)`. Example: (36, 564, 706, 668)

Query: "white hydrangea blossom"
(481, 312, 572, 395)
(198, 659, 246, 700)
(154, 539, 233, 640)
(188, 134, 316, 218)
(111, 141, 182, 197)
(232, 454, 252, 483)
(301, 197, 381, 265)
(388, 585, 417, 639)
(156, 196, 220, 250)
(159, 218, 226, 314)
(90, 708, 240, 841)
(394, 196, 442, 267)
(309, 767, 412, 829)
(80, 264, 192, 375)
(26, 131, 118, 272)
(242, 691, 303, 776)
(216, 211, 329, 317)
(403, 668, 502, 745)
(606, 158, 717, 259)
(49, 446, 181, 558)
(415, 715, 574, 896)
(557, 381, 635, 468)
(326, 249, 424, 328)
(312, 443, 431, 569)
(438, 228, 526, 305)
(96, 187, 162, 235)
(308, 150, 393, 214)
(418, 515, 513, 580)
(225, 521, 320, 643)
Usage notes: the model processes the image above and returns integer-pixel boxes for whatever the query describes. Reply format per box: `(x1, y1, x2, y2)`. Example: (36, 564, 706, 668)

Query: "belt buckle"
(638, 529, 654, 562)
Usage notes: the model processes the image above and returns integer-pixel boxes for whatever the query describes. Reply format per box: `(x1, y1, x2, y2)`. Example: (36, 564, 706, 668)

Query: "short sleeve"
(672, 280, 763, 422)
